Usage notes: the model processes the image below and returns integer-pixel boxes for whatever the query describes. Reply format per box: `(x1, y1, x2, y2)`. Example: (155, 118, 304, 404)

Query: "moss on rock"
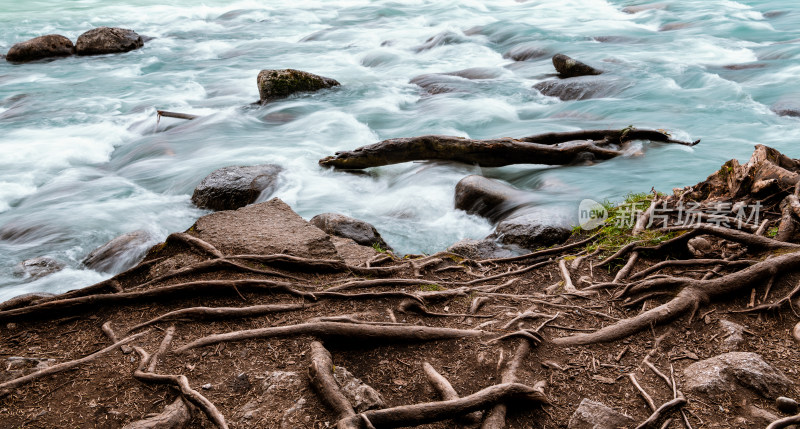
(257, 69, 340, 103)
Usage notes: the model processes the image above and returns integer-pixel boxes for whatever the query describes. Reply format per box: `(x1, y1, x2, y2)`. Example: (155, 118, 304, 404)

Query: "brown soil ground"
(0, 213, 798, 428)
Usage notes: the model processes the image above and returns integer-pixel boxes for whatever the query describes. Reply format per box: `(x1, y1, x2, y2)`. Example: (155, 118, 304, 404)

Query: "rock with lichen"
(257, 69, 340, 103)
(5, 35, 74, 63)
(75, 27, 143, 55)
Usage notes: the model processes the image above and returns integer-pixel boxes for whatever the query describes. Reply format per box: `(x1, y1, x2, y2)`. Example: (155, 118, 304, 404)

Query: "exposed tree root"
(227, 254, 403, 276)
(127, 302, 311, 332)
(635, 397, 687, 429)
(121, 397, 193, 429)
(0, 330, 148, 395)
(398, 299, 495, 318)
(133, 258, 304, 290)
(0, 280, 313, 320)
(629, 258, 755, 281)
(164, 232, 224, 259)
(132, 346, 228, 429)
(308, 341, 356, 421)
(422, 362, 482, 425)
(481, 232, 603, 265)
(175, 321, 486, 353)
(336, 382, 548, 429)
(731, 280, 800, 316)
(554, 250, 800, 346)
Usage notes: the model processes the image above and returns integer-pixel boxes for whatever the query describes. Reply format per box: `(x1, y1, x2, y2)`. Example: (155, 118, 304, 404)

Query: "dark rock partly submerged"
(489, 209, 572, 249)
(455, 175, 532, 222)
(257, 69, 340, 103)
(5, 35, 74, 63)
(75, 27, 143, 55)
(192, 164, 283, 211)
(310, 213, 391, 251)
(83, 230, 155, 273)
(534, 75, 630, 101)
(552, 54, 602, 78)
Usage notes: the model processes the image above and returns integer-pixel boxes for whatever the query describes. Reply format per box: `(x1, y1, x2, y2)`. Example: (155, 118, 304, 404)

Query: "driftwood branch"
(319, 128, 696, 170)
(0, 330, 148, 394)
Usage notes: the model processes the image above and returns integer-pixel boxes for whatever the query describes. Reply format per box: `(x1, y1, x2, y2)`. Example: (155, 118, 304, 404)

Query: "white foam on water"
(1, 0, 799, 299)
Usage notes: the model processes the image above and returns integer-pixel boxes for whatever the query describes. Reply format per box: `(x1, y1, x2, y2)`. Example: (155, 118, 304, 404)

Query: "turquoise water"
(1, 0, 799, 300)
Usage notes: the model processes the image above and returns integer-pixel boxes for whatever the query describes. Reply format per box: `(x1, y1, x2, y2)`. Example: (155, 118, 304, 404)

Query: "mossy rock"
(257, 69, 340, 103)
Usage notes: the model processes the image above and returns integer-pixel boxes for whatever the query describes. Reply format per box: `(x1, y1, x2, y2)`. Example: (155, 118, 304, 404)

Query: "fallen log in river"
(318, 127, 699, 169)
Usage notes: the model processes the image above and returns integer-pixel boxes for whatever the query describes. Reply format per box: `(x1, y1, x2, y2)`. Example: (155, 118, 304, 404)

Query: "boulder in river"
(552, 54, 602, 78)
(772, 100, 800, 118)
(310, 213, 391, 251)
(257, 69, 340, 103)
(5, 35, 74, 63)
(489, 208, 572, 250)
(454, 175, 533, 222)
(192, 164, 283, 211)
(533, 76, 630, 101)
(82, 230, 155, 273)
(75, 27, 144, 56)
(503, 44, 549, 62)
(13, 257, 65, 280)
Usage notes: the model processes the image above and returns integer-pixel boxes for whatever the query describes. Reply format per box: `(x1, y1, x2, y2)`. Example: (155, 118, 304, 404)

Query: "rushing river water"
(1, 0, 799, 300)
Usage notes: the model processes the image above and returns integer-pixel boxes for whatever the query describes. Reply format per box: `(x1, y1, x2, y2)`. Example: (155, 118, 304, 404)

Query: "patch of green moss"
(580, 192, 677, 257)
(419, 284, 443, 291)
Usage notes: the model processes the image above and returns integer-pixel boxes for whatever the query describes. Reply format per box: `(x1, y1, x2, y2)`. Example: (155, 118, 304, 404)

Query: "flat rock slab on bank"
(191, 198, 340, 260)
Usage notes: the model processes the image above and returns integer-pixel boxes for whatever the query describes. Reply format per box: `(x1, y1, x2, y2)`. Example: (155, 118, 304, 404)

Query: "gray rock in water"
(5, 34, 74, 63)
(82, 230, 155, 273)
(683, 352, 793, 399)
(534, 76, 630, 101)
(567, 398, 635, 429)
(257, 69, 339, 103)
(772, 100, 800, 118)
(310, 213, 390, 250)
(719, 319, 746, 352)
(410, 73, 473, 95)
(333, 365, 385, 413)
(192, 164, 283, 211)
(503, 44, 549, 62)
(13, 257, 65, 280)
(490, 209, 572, 250)
(447, 238, 515, 260)
(414, 30, 468, 52)
(454, 175, 533, 222)
(622, 3, 667, 13)
(75, 27, 143, 56)
(552, 54, 602, 78)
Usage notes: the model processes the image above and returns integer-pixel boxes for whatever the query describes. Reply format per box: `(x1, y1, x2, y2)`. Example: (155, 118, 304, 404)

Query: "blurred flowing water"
(0, 0, 798, 300)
